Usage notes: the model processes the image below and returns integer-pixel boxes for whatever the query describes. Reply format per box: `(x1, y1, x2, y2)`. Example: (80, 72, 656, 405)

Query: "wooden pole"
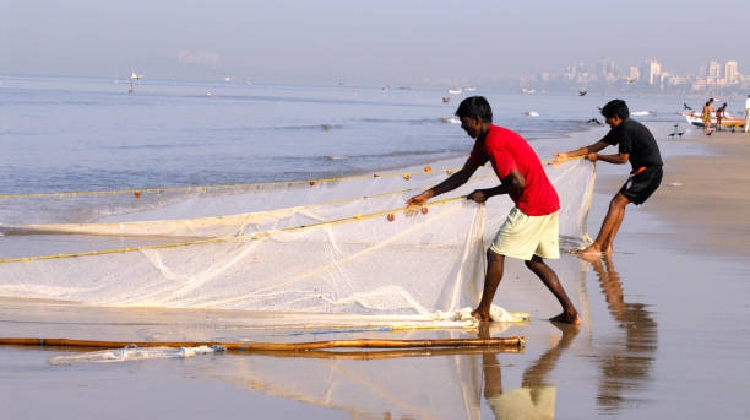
(240, 346, 524, 361)
(0, 336, 525, 351)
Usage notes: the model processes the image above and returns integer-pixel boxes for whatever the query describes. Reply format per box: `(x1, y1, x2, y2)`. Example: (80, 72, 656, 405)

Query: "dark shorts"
(619, 166, 663, 205)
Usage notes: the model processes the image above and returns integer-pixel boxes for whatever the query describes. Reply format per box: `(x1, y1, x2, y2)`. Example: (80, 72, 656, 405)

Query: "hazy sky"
(2, 0, 749, 85)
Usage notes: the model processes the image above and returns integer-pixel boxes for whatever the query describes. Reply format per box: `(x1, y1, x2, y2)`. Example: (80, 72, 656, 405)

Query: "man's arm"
(467, 170, 525, 203)
(555, 141, 609, 161)
(407, 160, 480, 206)
(586, 151, 629, 164)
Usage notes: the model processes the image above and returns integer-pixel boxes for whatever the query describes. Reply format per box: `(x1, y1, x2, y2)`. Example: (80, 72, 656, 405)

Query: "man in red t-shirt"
(407, 96, 579, 324)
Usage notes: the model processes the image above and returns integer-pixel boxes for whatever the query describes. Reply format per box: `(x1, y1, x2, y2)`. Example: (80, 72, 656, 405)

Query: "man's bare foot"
(576, 251, 602, 264)
(549, 312, 581, 325)
(549, 319, 582, 334)
(574, 245, 603, 257)
(471, 308, 493, 323)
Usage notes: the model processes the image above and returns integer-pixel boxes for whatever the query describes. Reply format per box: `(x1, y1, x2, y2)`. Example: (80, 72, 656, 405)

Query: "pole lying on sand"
(0, 336, 525, 351)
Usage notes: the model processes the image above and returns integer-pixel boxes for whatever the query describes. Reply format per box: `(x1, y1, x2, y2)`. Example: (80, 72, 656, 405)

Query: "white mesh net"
(0, 157, 593, 324)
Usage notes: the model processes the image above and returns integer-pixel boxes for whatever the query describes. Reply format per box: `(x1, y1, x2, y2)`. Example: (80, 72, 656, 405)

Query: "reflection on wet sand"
(190, 323, 580, 419)
(586, 255, 658, 413)
(481, 323, 579, 419)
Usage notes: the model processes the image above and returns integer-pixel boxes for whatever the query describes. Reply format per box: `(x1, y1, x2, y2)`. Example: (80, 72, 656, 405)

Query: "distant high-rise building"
(563, 65, 576, 82)
(708, 60, 722, 78)
(640, 58, 662, 86)
(725, 61, 739, 84)
(597, 58, 617, 82)
(628, 67, 640, 83)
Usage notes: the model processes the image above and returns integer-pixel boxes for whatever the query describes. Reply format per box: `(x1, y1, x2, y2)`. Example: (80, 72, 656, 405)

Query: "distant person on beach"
(716, 102, 727, 132)
(701, 101, 713, 135)
(407, 96, 580, 324)
(554, 99, 663, 257)
(745, 95, 750, 133)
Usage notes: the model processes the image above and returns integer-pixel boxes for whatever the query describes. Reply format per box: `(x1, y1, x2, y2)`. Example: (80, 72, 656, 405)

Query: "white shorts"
(489, 208, 560, 260)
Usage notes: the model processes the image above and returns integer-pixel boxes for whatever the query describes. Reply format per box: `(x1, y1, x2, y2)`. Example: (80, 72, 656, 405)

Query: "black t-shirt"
(601, 119, 663, 171)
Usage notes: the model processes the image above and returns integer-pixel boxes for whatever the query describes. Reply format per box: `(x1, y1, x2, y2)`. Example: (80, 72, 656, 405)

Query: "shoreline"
(591, 129, 750, 260)
(644, 130, 750, 259)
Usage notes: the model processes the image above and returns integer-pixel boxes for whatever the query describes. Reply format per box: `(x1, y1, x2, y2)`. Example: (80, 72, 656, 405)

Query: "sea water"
(0, 74, 688, 196)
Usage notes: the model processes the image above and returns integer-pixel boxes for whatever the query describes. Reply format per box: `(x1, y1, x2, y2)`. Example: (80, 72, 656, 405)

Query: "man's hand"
(467, 190, 487, 203)
(585, 152, 599, 162)
(406, 190, 434, 207)
(406, 190, 434, 217)
(552, 153, 567, 166)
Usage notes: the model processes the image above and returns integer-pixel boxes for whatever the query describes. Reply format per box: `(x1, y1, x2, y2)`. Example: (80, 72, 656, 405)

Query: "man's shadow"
(479, 321, 579, 418)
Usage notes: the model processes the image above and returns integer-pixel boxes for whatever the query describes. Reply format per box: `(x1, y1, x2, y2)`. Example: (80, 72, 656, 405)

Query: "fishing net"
(0, 157, 594, 324)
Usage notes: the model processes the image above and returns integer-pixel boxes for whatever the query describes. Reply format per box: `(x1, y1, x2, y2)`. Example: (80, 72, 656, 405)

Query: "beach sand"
(2, 130, 749, 419)
(646, 131, 750, 259)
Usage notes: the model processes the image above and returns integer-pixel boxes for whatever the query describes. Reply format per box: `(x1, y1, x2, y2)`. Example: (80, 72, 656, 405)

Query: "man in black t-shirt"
(555, 99, 663, 256)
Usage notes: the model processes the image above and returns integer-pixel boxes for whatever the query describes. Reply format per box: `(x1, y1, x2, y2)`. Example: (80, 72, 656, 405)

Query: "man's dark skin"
(409, 115, 579, 324)
(555, 115, 630, 257)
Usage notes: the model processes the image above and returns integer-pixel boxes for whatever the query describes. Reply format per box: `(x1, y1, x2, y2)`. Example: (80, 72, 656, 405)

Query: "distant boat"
(578, 88, 587, 96)
(525, 111, 539, 117)
(520, 88, 536, 95)
(448, 87, 462, 95)
(129, 72, 143, 80)
(683, 111, 745, 129)
(441, 117, 461, 124)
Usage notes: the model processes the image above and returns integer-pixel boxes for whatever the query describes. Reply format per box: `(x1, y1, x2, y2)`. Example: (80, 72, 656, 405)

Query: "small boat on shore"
(683, 111, 745, 129)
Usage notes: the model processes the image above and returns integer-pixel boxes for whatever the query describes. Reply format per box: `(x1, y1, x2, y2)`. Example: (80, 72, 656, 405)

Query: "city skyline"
(3, 0, 749, 87)
(521, 57, 750, 93)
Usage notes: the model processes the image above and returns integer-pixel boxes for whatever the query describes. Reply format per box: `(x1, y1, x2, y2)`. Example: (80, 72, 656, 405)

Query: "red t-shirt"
(466, 124, 560, 216)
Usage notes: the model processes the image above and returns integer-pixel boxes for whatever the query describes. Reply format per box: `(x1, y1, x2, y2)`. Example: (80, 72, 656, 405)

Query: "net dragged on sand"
(0, 157, 594, 325)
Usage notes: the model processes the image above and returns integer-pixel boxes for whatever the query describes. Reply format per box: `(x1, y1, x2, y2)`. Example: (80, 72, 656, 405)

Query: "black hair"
(600, 99, 630, 120)
(455, 96, 493, 123)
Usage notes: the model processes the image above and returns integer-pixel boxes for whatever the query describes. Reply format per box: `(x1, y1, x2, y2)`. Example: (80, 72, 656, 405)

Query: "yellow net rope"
(0, 157, 594, 323)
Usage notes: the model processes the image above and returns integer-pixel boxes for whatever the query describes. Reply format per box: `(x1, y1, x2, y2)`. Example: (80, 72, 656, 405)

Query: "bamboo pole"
(241, 346, 524, 361)
(0, 336, 525, 351)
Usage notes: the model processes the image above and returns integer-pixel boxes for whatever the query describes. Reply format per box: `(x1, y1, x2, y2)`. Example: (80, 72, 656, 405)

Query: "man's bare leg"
(578, 193, 630, 256)
(601, 194, 630, 254)
(526, 255, 580, 324)
(472, 249, 505, 322)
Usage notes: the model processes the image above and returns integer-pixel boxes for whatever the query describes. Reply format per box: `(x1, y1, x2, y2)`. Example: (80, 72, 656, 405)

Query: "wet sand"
(2, 130, 750, 419)
(574, 129, 750, 418)
(646, 131, 750, 259)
